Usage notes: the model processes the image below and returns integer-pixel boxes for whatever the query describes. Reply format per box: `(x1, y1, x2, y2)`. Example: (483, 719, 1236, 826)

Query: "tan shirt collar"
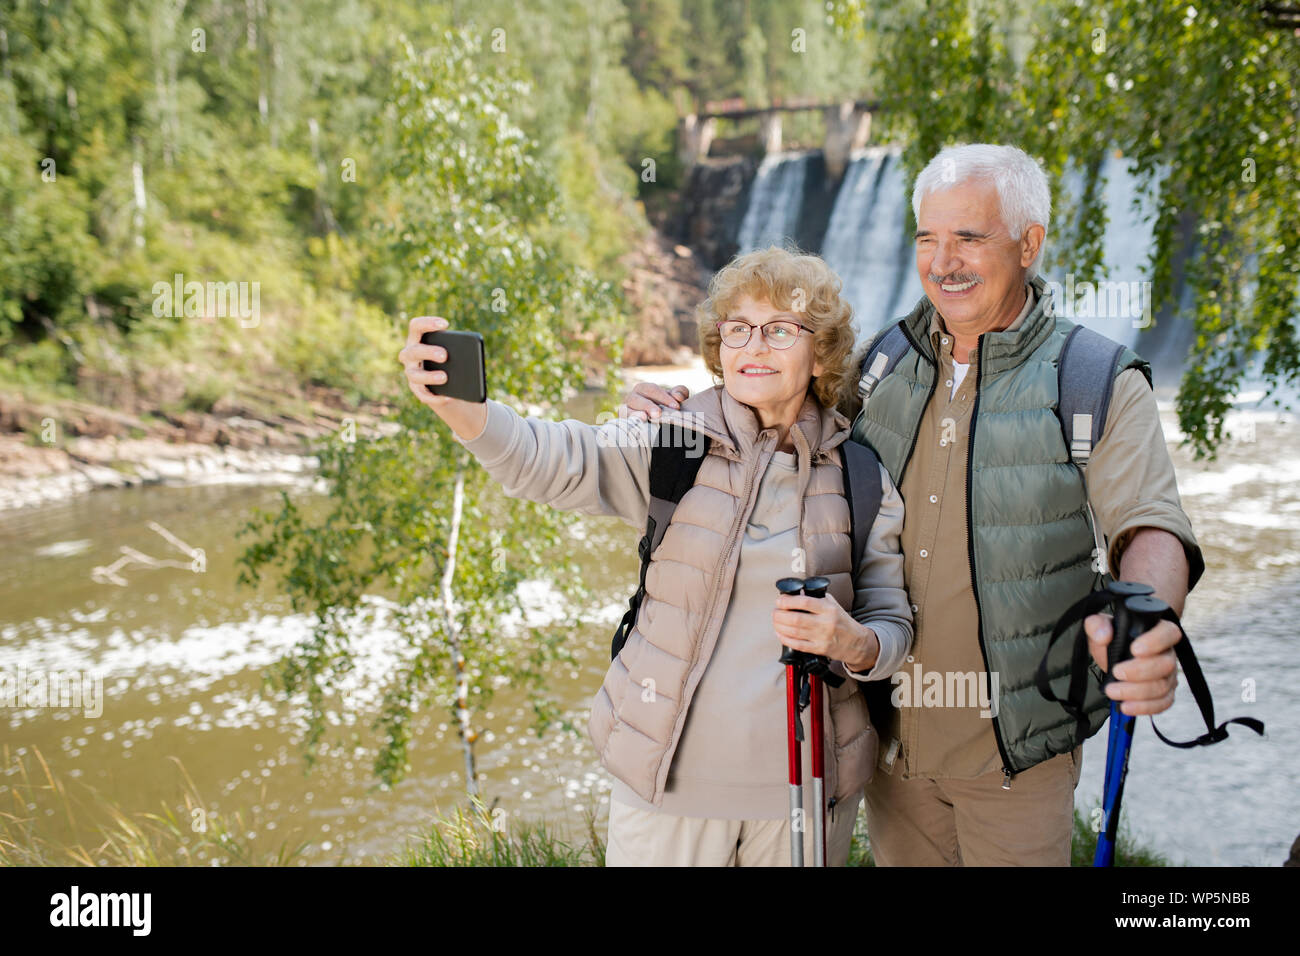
(928, 282, 1035, 356)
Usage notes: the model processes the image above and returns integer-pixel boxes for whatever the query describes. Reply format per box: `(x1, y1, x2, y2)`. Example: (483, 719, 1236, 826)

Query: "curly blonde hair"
(697, 246, 858, 415)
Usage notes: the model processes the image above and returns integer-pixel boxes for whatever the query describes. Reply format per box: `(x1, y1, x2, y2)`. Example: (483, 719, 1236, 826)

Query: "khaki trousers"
(862, 747, 1083, 866)
(605, 791, 863, 867)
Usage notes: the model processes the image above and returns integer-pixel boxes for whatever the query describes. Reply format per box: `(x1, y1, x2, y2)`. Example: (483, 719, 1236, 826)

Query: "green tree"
(237, 30, 620, 794)
(829, 0, 1300, 458)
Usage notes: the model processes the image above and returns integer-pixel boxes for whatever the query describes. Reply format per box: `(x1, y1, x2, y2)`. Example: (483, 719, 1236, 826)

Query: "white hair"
(911, 143, 1052, 274)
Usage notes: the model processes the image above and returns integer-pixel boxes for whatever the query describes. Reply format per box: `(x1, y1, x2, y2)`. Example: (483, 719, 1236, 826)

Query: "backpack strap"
(856, 323, 911, 405)
(1057, 324, 1126, 468)
(610, 424, 710, 660)
(839, 438, 883, 579)
(1056, 324, 1132, 576)
(838, 436, 892, 727)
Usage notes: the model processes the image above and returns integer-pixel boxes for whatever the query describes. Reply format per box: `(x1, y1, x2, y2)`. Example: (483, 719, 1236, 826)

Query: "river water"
(1, 366, 1295, 865)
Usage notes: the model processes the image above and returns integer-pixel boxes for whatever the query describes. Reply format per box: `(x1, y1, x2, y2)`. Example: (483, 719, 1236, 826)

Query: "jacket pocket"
(826, 667, 878, 799)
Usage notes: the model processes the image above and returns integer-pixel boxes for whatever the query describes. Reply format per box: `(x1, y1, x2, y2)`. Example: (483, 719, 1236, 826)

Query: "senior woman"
(399, 246, 912, 866)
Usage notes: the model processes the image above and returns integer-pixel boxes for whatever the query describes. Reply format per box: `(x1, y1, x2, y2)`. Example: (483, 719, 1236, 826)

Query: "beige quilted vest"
(589, 384, 877, 806)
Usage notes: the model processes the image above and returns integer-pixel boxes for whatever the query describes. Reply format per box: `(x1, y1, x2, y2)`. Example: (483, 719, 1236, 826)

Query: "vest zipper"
(965, 337, 1016, 782)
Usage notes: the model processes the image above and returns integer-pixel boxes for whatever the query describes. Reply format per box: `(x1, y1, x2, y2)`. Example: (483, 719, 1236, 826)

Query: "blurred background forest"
(2, 0, 1295, 455)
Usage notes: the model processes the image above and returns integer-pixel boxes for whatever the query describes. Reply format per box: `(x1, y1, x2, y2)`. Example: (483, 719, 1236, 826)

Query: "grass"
(397, 803, 1165, 867)
(396, 798, 607, 867)
(1, 745, 1167, 867)
(1070, 806, 1170, 867)
(0, 746, 309, 867)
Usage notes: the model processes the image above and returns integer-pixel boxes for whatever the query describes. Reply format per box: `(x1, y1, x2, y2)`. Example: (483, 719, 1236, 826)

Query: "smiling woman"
(697, 246, 860, 451)
(401, 245, 913, 867)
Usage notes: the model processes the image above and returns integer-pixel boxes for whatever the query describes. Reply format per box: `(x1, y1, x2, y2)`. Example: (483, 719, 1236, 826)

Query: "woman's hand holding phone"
(400, 315, 488, 442)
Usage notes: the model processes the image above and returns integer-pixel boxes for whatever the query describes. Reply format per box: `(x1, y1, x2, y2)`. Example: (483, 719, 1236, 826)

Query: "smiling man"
(626, 143, 1204, 865)
(844, 143, 1203, 866)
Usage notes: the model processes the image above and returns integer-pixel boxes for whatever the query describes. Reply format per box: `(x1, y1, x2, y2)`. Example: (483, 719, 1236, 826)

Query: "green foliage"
(397, 798, 606, 867)
(830, 0, 1300, 459)
(0, 130, 100, 349)
(237, 30, 619, 791)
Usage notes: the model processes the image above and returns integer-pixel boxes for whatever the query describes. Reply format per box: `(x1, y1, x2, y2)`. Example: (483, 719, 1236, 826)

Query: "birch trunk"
(438, 452, 478, 798)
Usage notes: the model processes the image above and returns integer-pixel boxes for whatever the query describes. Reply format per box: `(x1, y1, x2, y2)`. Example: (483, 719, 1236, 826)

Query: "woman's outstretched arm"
(400, 315, 656, 527)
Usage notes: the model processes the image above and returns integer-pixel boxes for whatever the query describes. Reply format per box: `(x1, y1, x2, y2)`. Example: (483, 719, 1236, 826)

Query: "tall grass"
(396, 798, 606, 867)
(0, 746, 309, 867)
(1, 746, 1168, 867)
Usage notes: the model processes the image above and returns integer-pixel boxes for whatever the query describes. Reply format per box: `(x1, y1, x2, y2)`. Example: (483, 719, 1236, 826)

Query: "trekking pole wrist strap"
(1035, 591, 1265, 748)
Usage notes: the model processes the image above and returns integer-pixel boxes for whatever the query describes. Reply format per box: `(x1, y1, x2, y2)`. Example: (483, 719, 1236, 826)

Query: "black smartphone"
(420, 330, 487, 403)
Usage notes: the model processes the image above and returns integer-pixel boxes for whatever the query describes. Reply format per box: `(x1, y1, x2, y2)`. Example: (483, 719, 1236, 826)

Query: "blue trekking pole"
(1096, 585, 1162, 867)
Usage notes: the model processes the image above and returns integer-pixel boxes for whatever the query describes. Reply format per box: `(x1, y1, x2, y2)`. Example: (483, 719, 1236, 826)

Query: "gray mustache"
(928, 273, 984, 285)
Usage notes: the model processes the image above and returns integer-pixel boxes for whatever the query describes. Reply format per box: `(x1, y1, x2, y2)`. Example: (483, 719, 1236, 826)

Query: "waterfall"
(821, 148, 924, 339)
(735, 152, 811, 253)
(1046, 154, 1162, 349)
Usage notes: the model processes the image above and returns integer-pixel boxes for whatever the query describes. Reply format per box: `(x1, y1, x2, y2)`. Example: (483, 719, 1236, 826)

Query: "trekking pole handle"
(776, 578, 807, 666)
(1120, 594, 1169, 662)
(1104, 581, 1155, 686)
(802, 576, 829, 600)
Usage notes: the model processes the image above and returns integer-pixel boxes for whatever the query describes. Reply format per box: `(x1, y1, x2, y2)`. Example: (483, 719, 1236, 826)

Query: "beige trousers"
(862, 746, 1083, 866)
(604, 791, 863, 867)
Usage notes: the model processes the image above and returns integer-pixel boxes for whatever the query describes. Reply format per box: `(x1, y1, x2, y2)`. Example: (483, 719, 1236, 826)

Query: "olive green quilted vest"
(850, 276, 1150, 773)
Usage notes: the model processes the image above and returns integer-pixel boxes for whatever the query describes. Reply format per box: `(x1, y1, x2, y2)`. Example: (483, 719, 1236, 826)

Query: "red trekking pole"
(776, 577, 806, 866)
(802, 575, 831, 867)
(776, 576, 832, 867)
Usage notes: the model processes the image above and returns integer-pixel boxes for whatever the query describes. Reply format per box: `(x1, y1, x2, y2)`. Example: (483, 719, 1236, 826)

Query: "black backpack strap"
(837, 436, 890, 724)
(1057, 324, 1126, 468)
(610, 424, 710, 660)
(857, 322, 911, 405)
(839, 438, 883, 578)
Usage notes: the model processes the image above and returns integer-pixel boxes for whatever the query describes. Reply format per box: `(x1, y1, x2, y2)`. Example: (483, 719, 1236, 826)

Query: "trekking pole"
(1097, 582, 1151, 832)
(1096, 588, 1164, 867)
(776, 577, 807, 867)
(801, 575, 831, 867)
(1038, 580, 1265, 869)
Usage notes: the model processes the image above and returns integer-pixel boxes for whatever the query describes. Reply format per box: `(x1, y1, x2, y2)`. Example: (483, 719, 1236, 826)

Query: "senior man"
(625, 143, 1202, 865)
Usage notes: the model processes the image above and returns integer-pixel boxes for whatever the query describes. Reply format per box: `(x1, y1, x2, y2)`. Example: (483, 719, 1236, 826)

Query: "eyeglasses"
(716, 319, 809, 350)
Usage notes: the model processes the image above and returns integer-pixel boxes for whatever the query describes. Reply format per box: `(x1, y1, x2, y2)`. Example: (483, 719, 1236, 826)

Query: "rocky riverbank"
(2, 222, 714, 515)
(0, 385, 396, 513)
